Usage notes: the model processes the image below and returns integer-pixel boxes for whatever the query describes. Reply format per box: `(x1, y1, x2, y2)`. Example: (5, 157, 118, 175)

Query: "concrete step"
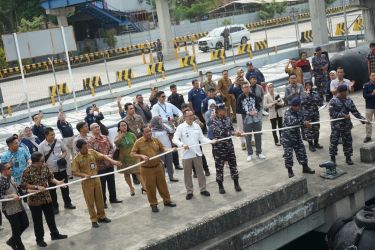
(49, 161, 307, 250)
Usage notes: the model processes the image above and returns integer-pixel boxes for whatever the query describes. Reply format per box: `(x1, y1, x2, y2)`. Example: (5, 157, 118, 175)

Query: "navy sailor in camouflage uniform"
(281, 97, 316, 178)
(212, 103, 242, 194)
(301, 81, 324, 152)
(328, 84, 367, 165)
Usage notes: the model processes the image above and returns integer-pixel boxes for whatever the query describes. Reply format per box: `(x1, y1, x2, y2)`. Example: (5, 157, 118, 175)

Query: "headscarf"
(150, 116, 164, 132)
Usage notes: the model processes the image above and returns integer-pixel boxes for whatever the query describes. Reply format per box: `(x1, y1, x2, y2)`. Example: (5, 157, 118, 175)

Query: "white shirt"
(151, 102, 182, 123)
(38, 139, 66, 173)
(330, 78, 351, 92)
(172, 122, 212, 160)
(152, 130, 172, 149)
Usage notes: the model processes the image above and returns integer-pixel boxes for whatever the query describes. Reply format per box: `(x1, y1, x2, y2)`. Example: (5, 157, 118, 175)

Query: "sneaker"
(262, 110, 269, 116)
(246, 155, 252, 161)
(364, 137, 372, 143)
(257, 153, 266, 159)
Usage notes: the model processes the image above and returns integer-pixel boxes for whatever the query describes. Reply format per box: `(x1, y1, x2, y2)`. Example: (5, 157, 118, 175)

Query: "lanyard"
(158, 103, 167, 114)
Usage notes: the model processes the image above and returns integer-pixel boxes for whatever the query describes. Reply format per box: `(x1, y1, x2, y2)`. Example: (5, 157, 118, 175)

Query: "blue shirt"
(245, 68, 265, 85)
(363, 81, 375, 109)
(32, 124, 46, 141)
(57, 120, 74, 138)
(188, 88, 207, 114)
(1, 148, 31, 185)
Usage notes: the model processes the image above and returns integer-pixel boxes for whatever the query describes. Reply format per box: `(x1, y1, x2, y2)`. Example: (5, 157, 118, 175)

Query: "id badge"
(137, 128, 141, 134)
(89, 163, 96, 170)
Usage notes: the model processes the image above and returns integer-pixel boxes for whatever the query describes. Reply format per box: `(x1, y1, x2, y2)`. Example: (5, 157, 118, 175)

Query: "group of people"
(1, 44, 375, 250)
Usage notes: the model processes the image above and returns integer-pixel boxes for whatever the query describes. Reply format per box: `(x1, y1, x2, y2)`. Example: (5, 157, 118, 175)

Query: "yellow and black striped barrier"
(254, 40, 268, 51)
(173, 38, 180, 59)
(335, 22, 346, 36)
(147, 62, 165, 80)
(140, 44, 147, 64)
(353, 18, 363, 32)
(49, 83, 70, 106)
(237, 44, 253, 58)
(210, 48, 225, 65)
(116, 69, 133, 88)
(300, 30, 313, 43)
(83, 76, 102, 96)
(179, 55, 197, 72)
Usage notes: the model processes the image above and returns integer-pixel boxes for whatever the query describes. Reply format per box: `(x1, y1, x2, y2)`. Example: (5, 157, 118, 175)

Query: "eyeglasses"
(161, 96, 166, 98)
(6, 167, 12, 170)
(93, 126, 100, 129)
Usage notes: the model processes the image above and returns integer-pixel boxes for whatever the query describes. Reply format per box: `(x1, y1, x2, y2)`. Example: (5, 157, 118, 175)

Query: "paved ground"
(0, 90, 372, 249)
(0, 11, 362, 106)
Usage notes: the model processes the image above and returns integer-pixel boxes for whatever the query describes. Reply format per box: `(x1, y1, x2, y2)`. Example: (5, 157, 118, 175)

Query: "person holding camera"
(38, 127, 75, 215)
(264, 83, 284, 146)
(85, 104, 109, 136)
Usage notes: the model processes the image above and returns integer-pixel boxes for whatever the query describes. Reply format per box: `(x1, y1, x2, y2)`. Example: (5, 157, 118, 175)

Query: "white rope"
(0, 115, 372, 202)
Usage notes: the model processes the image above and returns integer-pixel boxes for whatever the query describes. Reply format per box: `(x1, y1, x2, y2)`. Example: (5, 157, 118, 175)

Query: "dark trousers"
(4, 210, 29, 249)
(29, 203, 59, 242)
(49, 170, 71, 209)
(270, 116, 283, 144)
(98, 166, 117, 203)
(172, 151, 180, 168)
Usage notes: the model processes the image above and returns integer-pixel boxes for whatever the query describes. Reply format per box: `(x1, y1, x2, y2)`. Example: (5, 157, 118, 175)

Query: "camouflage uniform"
(301, 91, 323, 142)
(312, 54, 329, 97)
(328, 96, 366, 157)
(281, 108, 308, 168)
(212, 116, 239, 182)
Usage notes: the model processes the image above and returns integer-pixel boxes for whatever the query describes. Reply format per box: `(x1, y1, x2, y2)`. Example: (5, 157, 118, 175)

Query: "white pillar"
(155, 0, 175, 58)
(363, 8, 375, 42)
(308, 0, 329, 45)
(46, 7, 75, 27)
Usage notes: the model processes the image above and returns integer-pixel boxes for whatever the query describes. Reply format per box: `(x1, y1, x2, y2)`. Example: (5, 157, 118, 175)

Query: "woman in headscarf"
(114, 121, 145, 196)
(20, 127, 41, 154)
(150, 116, 178, 182)
(264, 83, 284, 146)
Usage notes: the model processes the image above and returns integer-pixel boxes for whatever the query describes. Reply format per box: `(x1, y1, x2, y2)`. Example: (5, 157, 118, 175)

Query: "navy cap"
(246, 61, 253, 66)
(216, 103, 226, 110)
(337, 84, 348, 92)
(290, 97, 301, 106)
(315, 46, 322, 52)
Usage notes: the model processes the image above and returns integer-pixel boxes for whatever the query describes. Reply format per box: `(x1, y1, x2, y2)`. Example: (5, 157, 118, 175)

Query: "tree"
(0, 47, 7, 68)
(258, 1, 276, 20)
(18, 15, 44, 32)
(103, 29, 117, 49)
(275, 1, 287, 17)
(325, 0, 336, 7)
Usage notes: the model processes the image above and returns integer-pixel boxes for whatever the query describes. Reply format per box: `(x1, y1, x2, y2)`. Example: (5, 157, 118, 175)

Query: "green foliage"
(145, 0, 156, 9)
(18, 15, 44, 32)
(258, 0, 287, 20)
(222, 19, 231, 26)
(325, 0, 337, 6)
(0, 47, 7, 68)
(103, 29, 117, 49)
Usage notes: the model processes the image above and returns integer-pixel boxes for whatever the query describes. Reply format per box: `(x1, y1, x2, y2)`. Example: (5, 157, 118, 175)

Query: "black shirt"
(168, 93, 185, 110)
(57, 120, 74, 138)
(32, 123, 46, 141)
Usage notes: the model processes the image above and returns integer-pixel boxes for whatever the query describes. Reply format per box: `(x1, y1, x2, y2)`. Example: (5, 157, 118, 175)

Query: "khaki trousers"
(62, 137, 74, 176)
(224, 94, 236, 116)
(366, 109, 375, 138)
(140, 164, 171, 206)
(182, 156, 206, 194)
(236, 114, 246, 144)
(81, 178, 105, 222)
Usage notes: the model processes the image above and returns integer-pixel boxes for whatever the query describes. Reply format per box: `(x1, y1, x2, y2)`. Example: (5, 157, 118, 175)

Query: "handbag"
(112, 148, 120, 161)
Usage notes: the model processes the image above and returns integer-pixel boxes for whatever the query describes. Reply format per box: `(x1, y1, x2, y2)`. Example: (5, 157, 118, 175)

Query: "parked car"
(198, 24, 251, 52)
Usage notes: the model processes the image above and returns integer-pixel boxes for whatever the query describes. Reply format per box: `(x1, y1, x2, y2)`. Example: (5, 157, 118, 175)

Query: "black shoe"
(364, 137, 372, 143)
(92, 222, 100, 228)
(141, 188, 147, 194)
(218, 182, 226, 194)
(200, 190, 211, 197)
(314, 139, 323, 149)
(37, 241, 48, 247)
(164, 202, 176, 207)
(132, 175, 140, 185)
(110, 199, 123, 204)
(234, 179, 242, 192)
(330, 156, 336, 166)
(169, 178, 179, 182)
(51, 234, 67, 240)
(205, 171, 210, 176)
(287, 168, 294, 178)
(104, 203, 108, 209)
(193, 173, 197, 178)
(302, 165, 315, 174)
(151, 206, 159, 213)
(64, 204, 76, 209)
(53, 207, 59, 215)
(308, 142, 316, 152)
(6, 239, 17, 250)
(186, 193, 193, 200)
(98, 217, 111, 223)
(175, 165, 183, 170)
(346, 157, 354, 165)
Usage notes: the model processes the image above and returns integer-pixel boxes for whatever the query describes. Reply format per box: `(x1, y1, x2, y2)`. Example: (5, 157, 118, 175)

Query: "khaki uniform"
(218, 77, 236, 115)
(285, 67, 304, 84)
(131, 137, 171, 206)
(72, 149, 106, 222)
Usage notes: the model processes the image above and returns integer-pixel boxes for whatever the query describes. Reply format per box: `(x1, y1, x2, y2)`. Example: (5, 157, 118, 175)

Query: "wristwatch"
(34, 185, 38, 190)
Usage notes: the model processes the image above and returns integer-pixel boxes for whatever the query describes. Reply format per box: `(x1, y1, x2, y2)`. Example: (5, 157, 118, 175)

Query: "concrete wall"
(105, 0, 152, 12)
